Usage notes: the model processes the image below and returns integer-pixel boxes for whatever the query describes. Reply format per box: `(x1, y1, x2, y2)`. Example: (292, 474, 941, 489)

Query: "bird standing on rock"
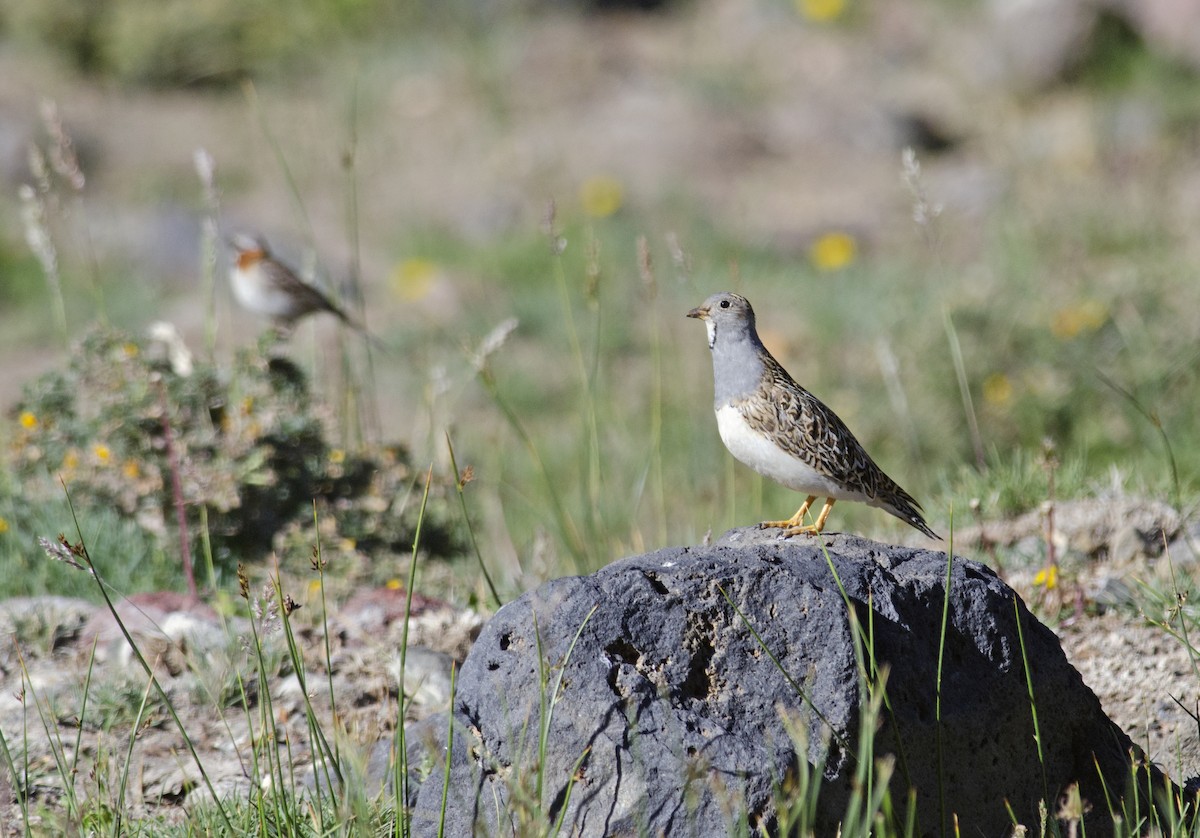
(688, 291, 939, 540)
(228, 233, 360, 332)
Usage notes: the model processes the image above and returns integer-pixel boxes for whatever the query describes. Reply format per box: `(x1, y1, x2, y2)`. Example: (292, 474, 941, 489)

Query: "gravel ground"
(0, 520, 1197, 829)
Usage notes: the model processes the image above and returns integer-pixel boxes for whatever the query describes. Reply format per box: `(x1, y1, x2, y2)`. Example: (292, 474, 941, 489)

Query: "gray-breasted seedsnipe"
(688, 291, 939, 540)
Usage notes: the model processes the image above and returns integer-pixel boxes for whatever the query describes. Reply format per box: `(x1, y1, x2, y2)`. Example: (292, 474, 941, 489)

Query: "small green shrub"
(6, 326, 463, 584)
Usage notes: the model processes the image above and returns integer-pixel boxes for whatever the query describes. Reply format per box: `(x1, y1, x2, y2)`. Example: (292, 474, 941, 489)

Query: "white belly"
(232, 266, 301, 319)
(715, 404, 868, 502)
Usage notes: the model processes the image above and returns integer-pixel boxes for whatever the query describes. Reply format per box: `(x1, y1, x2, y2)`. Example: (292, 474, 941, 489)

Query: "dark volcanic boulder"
(409, 530, 1164, 836)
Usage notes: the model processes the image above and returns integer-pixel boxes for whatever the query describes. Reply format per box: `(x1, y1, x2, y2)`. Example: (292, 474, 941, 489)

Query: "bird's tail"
(326, 305, 393, 353)
(878, 484, 940, 541)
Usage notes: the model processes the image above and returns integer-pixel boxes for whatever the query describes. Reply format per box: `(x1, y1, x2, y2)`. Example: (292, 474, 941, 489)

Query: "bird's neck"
(710, 328, 766, 407)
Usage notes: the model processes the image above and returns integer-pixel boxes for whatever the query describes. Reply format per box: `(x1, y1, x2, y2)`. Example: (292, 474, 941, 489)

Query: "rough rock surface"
(410, 529, 1162, 836)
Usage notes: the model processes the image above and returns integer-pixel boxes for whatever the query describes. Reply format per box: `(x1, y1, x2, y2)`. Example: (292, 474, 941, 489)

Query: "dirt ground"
(0, 513, 1197, 828)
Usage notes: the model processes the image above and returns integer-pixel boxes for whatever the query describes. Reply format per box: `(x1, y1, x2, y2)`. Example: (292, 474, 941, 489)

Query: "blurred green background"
(0, 0, 1197, 602)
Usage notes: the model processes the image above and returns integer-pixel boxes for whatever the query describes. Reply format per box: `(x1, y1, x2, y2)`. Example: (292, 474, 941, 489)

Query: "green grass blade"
(445, 431, 502, 609)
(436, 662, 457, 838)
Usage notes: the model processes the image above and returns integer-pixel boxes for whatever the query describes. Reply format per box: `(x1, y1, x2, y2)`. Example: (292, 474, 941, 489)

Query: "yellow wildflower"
(808, 231, 857, 271)
(93, 444, 111, 463)
(982, 373, 1013, 407)
(385, 578, 403, 591)
(122, 342, 139, 358)
(122, 460, 141, 480)
(19, 412, 38, 431)
(0, 518, 9, 534)
(1033, 565, 1058, 590)
(1051, 299, 1108, 340)
(1051, 310, 1079, 340)
(307, 578, 323, 597)
(329, 448, 346, 465)
(579, 175, 624, 218)
(796, 0, 847, 23)
(1078, 299, 1108, 330)
(62, 449, 79, 470)
(390, 258, 438, 302)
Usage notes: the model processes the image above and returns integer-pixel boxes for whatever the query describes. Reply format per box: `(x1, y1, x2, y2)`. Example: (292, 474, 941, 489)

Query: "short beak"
(686, 305, 709, 320)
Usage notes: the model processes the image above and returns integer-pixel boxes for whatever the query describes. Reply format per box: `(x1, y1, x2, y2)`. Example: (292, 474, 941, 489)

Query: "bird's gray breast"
(709, 332, 766, 408)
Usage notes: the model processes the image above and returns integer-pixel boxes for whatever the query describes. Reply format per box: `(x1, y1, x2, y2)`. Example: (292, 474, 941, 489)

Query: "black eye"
(719, 299, 731, 309)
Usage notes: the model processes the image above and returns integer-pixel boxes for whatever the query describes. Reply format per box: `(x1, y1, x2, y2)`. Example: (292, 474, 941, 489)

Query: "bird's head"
(227, 233, 270, 270)
(687, 292, 755, 348)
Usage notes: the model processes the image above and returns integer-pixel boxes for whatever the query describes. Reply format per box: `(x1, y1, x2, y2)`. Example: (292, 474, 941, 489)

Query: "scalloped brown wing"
(732, 354, 890, 501)
(737, 355, 935, 537)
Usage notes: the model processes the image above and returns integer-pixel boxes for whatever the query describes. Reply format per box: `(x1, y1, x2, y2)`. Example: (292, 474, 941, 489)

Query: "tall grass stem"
(942, 310, 985, 471)
(1012, 594, 1049, 809)
(445, 431, 502, 609)
(396, 465, 435, 836)
(62, 491, 234, 832)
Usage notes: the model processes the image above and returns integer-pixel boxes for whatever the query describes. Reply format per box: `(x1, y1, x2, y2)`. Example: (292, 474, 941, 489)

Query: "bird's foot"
(780, 524, 823, 537)
(758, 495, 818, 532)
(761, 498, 835, 537)
(758, 518, 801, 531)
(758, 519, 823, 537)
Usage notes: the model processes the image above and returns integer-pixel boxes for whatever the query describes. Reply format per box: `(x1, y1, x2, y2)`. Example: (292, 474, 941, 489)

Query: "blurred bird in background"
(227, 233, 362, 332)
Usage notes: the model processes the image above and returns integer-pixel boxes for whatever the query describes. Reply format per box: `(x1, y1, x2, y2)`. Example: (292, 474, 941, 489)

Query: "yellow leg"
(782, 498, 836, 537)
(759, 495, 817, 531)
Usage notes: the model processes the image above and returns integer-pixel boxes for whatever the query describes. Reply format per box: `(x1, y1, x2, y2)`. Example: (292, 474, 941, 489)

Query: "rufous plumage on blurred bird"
(228, 233, 360, 331)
